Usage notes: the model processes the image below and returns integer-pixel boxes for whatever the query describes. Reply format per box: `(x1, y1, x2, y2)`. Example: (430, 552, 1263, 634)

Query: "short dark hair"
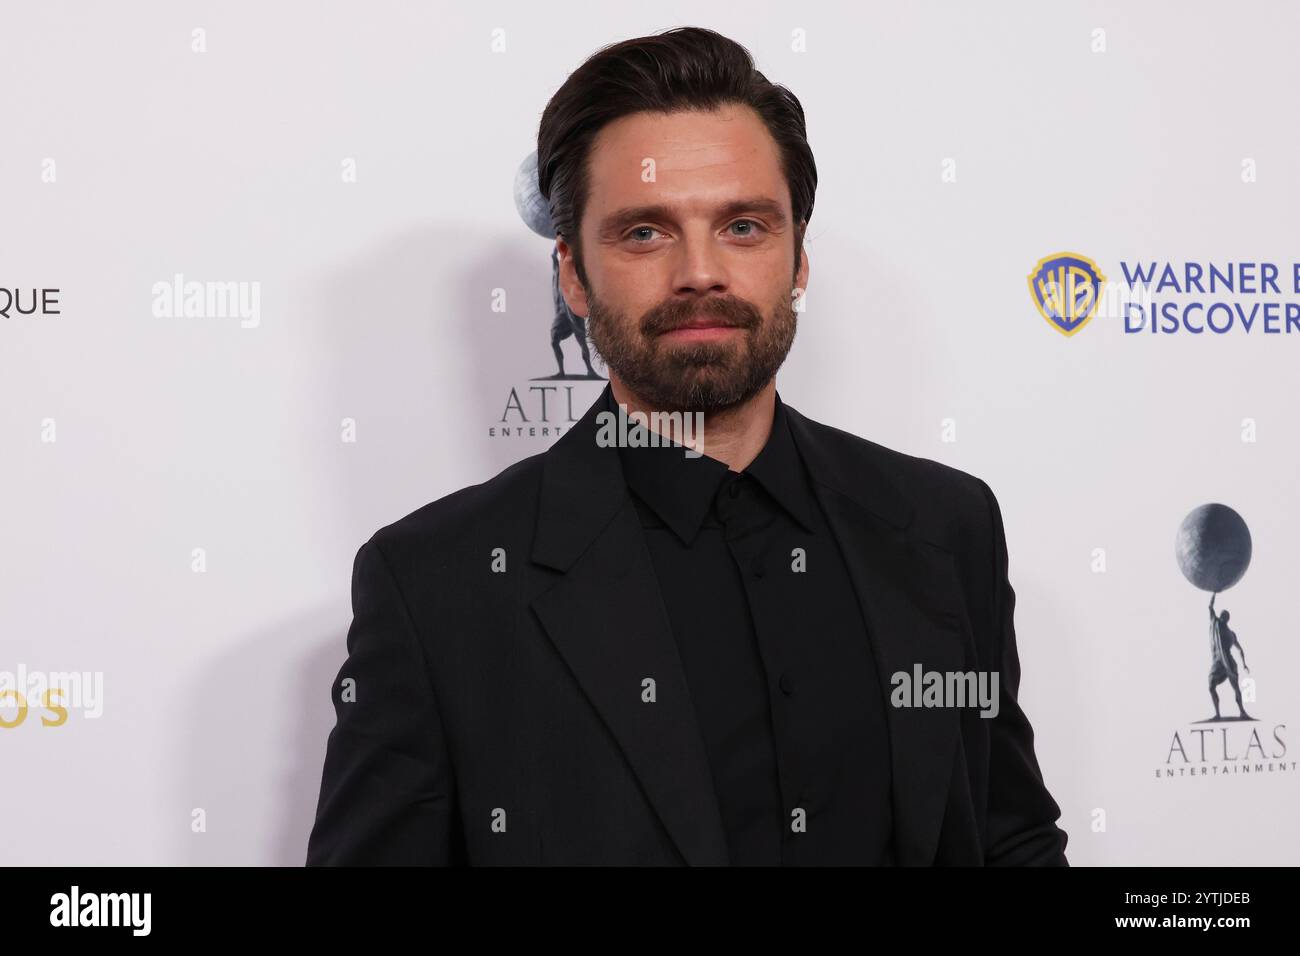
(536, 26, 817, 287)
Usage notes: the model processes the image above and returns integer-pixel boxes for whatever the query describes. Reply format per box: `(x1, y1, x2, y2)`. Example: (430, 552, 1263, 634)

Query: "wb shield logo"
(1028, 253, 1106, 337)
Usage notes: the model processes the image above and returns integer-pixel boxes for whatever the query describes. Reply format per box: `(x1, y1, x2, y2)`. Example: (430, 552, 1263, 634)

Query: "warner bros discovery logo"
(1028, 253, 1106, 337)
(1029, 251, 1300, 337)
(1156, 503, 1292, 779)
(491, 150, 606, 440)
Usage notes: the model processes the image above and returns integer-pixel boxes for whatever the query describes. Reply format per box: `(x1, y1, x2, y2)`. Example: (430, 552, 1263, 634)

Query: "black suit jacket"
(305, 387, 1069, 866)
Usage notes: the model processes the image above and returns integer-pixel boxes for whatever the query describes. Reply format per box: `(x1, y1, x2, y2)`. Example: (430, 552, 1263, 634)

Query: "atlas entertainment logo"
(490, 150, 607, 440)
(1157, 503, 1292, 779)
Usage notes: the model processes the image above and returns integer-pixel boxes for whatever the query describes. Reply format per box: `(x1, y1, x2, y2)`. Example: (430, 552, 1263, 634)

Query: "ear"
(556, 236, 590, 318)
(794, 221, 810, 303)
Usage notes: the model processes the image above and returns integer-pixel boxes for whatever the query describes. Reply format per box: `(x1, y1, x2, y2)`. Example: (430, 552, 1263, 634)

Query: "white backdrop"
(2, 0, 1297, 865)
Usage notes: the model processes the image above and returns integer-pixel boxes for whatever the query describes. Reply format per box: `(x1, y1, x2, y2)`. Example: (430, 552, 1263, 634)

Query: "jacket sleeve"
(306, 538, 460, 865)
(974, 478, 1070, 866)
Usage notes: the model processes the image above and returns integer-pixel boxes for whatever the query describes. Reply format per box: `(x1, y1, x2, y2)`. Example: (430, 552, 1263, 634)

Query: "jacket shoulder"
(793, 412, 1009, 645)
(793, 411, 996, 550)
(363, 450, 547, 565)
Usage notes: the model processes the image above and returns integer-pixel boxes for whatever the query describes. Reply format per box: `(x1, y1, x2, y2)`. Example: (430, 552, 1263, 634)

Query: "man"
(1208, 593, 1251, 720)
(306, 26, 1068, 866)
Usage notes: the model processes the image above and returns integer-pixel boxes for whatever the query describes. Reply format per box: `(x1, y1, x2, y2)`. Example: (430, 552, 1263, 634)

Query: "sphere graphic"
(513, 150, 555, 239)
(1175, 503, 1251, 592)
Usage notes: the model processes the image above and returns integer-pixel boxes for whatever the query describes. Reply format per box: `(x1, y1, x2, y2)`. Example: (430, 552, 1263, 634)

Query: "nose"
(670, 226, 730, 296)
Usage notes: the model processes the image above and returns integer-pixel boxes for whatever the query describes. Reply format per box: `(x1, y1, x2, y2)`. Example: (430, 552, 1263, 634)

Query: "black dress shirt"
(611, 389, 895, 865)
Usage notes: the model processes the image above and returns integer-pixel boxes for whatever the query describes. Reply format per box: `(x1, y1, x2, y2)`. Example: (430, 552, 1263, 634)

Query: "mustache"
(640, 296, 762, 335)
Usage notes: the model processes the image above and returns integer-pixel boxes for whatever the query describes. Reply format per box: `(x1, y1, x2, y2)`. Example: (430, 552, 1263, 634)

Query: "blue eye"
(624, 220, 765, 244)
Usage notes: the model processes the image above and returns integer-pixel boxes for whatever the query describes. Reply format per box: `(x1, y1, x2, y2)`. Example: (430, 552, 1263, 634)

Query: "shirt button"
(751, 558, 765, 578)
(727, 477, 742, 498)
(779, 672, 795, 696)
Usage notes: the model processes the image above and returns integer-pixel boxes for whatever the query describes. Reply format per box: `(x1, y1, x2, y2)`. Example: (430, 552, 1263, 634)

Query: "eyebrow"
(597, 197, 789, 237)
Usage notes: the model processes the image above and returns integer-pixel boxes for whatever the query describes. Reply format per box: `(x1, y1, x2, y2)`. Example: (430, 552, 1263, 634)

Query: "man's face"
(556, 104, 809, 413)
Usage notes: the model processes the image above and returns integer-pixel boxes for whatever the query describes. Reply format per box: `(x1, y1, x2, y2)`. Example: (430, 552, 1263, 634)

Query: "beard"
(584, 286, 798, 414)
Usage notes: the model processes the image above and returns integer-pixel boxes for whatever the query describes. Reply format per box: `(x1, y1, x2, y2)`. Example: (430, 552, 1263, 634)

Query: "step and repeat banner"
(2, 1, 1296, 866)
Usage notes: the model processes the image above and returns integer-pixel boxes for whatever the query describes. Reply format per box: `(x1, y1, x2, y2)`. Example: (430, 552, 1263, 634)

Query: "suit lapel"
(529, 387, 730, 865)
(785, 405, 967, 866)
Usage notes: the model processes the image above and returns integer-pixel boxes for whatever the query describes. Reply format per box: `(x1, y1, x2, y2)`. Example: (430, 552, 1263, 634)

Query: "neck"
(608, 374, 776, 472)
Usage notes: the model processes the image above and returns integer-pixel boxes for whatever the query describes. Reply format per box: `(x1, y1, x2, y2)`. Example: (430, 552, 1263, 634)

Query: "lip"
(658, 322, 744, 341)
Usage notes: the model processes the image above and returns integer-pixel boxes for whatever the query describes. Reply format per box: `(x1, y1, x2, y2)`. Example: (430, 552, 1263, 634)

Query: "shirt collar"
(610, 388, 818, 546)
(746, 393, 819, 534)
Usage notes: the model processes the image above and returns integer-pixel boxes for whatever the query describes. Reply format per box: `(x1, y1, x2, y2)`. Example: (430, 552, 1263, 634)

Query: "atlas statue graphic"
(1175, 503, 1255, 722)
(1207, 592, 1250, 720)
(513, 150, 604, 381)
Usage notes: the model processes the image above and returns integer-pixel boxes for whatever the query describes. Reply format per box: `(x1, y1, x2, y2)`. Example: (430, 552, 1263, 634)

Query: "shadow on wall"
(174, 608, 345, 865)
(175, 223, 599, 863)
(310, 220, 601, 503)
